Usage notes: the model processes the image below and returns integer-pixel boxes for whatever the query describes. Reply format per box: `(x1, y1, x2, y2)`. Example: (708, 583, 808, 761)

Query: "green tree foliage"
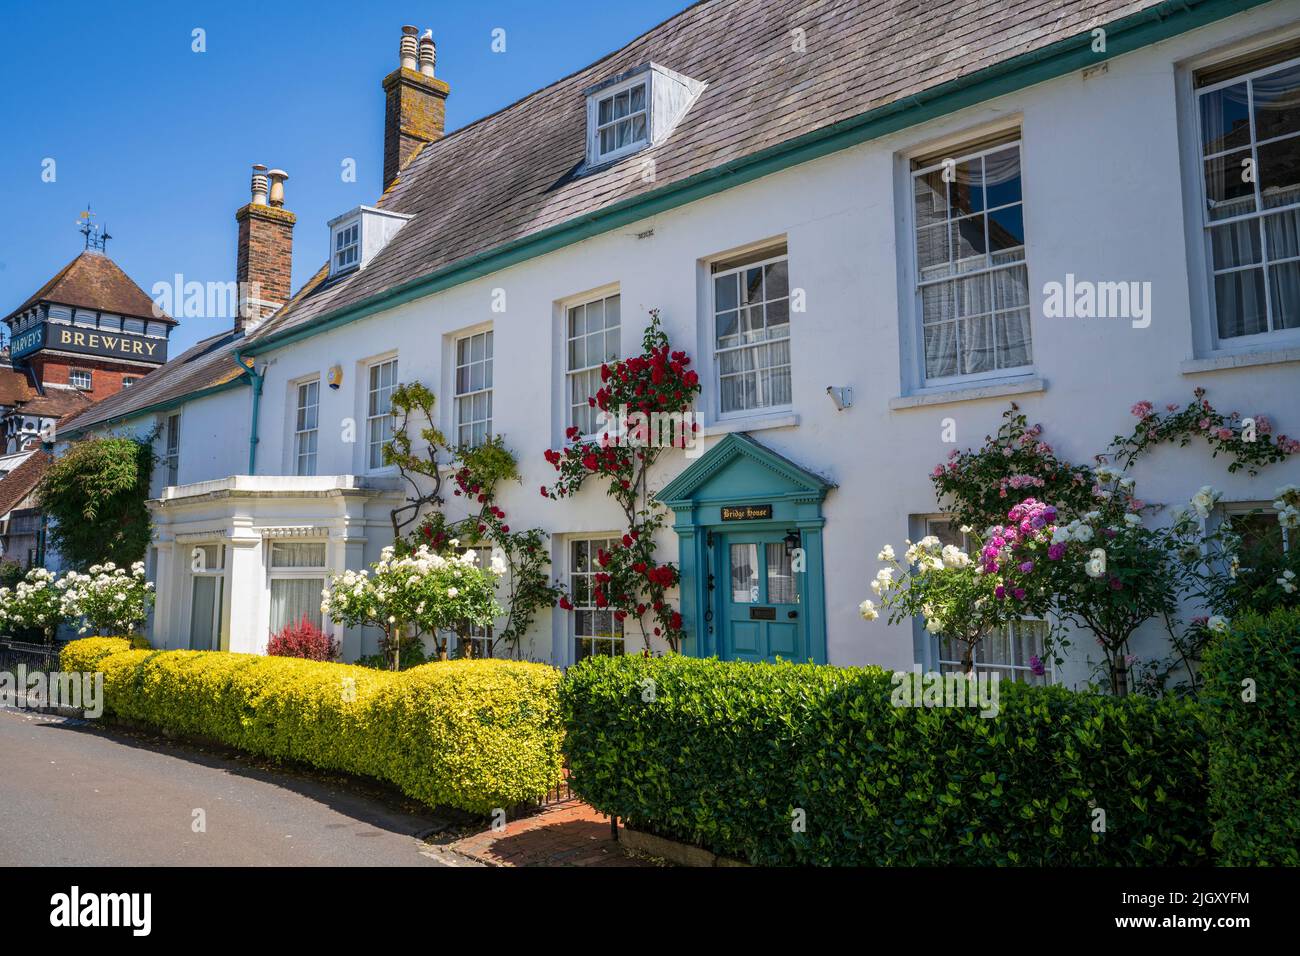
(38, 437, 154, 569)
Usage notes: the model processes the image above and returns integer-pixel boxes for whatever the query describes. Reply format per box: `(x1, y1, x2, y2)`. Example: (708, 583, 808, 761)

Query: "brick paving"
(448, 800, 652, 867)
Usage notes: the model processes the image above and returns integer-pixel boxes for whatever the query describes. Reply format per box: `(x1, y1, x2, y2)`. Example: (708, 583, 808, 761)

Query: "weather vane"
(77, 205, 112, 253)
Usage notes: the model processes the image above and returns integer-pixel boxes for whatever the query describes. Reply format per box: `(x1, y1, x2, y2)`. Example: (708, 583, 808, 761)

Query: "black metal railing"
(0, 639, 60, 674)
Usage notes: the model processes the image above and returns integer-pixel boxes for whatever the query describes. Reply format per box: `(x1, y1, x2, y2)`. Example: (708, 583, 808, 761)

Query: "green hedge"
(1202, 608, 1300, 865)
(561, 655, 1210, 865)
(61, 639, 564, 815)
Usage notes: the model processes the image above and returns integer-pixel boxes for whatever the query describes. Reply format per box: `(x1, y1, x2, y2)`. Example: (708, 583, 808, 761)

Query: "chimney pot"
(400, 25, 418, 70)
(266, 169, 289, 208)
(418, 30, 436, 77)
(250, 163, 269, 206)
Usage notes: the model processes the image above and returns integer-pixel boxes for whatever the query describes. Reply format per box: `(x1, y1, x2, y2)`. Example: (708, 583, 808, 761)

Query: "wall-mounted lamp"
(826, 385, 853, 411)
(327, 364, 343, 390)
(783, 529, 802, 554)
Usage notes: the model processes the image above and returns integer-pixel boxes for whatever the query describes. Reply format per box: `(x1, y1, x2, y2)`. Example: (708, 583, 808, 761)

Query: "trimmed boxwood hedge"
(61, 638, 564, 815)
(1202, 608, 1300, 865)
(561, 655, 1210, 866)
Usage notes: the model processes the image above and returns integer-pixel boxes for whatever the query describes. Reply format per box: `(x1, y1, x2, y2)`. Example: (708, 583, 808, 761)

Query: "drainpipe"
(234, 351, 263, 475)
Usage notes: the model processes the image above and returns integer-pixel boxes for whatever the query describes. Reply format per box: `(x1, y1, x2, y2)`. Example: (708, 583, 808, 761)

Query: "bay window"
(268, 540, 327, 636)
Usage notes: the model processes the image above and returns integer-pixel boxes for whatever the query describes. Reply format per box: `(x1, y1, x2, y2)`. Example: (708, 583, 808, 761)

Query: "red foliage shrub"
(267, 615, 338, 661)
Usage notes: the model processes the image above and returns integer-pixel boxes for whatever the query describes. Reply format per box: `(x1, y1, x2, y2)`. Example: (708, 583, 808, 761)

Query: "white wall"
(195, 4, 1300, 674)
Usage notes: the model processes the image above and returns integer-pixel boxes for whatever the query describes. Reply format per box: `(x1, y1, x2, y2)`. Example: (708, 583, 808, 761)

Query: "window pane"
(766, 543, 799, 604)
(764, 260, 789, 300)
(730, 544, 758, 603)
(271, 542, 327, 568)
(994, 310, 1033, 369)
(1253, 63, 1300, 143)
(991, 264, 1028, 311)
(988, 205, 1024, 255)
(952, 215, 987, 268)
(270, 578, 325, 633)
(1211, 219, 1263, 268)
(1200, 82, 1251, 154)
(1215, 268, 1269, 337)
(924, 323, 959, 379)
(916, 223, 952, 279)
(1204, 151, 1256, 220)
(922, 282, 954, 325)
(1268, 260, 1300, 330)
(914, 168, 947, 229)
(961, 316, 995, 374)
(983, 147, 1022, 208)
(1257, 135, 1300, 210)
(1264, 208, 1300, 259)
(948, 157, 983, 217)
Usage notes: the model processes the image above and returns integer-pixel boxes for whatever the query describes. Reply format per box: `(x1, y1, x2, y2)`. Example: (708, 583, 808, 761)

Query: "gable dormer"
(327, 205, 414, 277)
(583, 63, 705, 169)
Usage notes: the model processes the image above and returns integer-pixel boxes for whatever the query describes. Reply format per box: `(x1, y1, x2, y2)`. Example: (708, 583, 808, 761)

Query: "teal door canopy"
(656, 433, 834, 665)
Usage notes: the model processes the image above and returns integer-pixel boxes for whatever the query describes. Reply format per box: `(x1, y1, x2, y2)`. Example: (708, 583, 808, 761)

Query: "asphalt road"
(0, 708, 465, 866)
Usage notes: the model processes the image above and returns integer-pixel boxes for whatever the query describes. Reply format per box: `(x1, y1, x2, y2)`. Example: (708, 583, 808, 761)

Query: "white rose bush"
(322, 543, 504, 670)
(0, 568, 73, 646)
(0, 562, 155, 645)
(866, 532, 1018, 674)
(59, 561, 155, 635)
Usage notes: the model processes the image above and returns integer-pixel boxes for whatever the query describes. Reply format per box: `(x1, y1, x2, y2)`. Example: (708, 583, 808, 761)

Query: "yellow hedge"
(60, 639, 564, 815)
(59, 635, 150, 672)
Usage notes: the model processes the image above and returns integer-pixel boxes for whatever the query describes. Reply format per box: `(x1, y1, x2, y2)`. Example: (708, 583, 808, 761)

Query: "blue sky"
(0, 0, 691, 353)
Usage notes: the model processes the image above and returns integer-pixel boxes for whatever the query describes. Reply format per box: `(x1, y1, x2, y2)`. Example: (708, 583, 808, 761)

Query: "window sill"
(702, 412, 799, 437)
(1180, 347, 1300, 375)
(889, 377, 1046, 411)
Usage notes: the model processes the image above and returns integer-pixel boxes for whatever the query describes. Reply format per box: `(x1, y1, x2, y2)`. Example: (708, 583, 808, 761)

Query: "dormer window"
(583, 63, 706, 171)
(328, 206, 413, 277)
(334, 221, 360, 273)
(593, 78, 649, 163)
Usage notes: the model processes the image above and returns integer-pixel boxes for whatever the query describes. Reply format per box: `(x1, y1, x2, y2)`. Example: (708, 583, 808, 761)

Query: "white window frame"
(909, 136, 1032, 388)
(332, 219, 360, 274)
(453, 330, 493, 449)
(163, 413, 180, 486)
(68, 369, 92, 390)
(449, 544, 496, 658)
(587, 75, 650, 166)
(121, 376, 138, 388)
(710, 247, 793, 419)
(1216, 501, 1292, 553)
(568, 535, 625, 663)
(922, 516, 1053, 683)
(267, 540, 328, 636)
(1191, 48, 1300, 350)
(187, 542, 226, 652)
(365, 357, 398, 472)
(294, 379, 320, 477)
(565, 291, 621, 440)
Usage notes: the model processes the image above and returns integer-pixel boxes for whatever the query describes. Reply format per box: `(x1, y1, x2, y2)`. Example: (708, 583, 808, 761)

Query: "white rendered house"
(58, 0, 1300, 686)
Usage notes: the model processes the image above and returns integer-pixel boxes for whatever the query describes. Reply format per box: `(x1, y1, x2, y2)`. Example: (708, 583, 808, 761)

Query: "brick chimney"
(382, 26, 449, 191)
(234, 164, 295, 331)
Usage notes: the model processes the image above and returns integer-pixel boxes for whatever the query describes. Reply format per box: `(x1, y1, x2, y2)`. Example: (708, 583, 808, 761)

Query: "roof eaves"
(242, 0, 1266, 358)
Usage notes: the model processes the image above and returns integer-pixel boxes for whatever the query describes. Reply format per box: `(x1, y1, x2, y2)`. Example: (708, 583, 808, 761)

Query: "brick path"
(448, 801, 651, 867)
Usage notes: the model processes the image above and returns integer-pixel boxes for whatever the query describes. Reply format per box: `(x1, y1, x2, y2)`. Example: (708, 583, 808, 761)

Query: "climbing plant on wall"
(38, 436, 154, 569)
(540, 310, 702, 653)
(408, 436, 566, 658)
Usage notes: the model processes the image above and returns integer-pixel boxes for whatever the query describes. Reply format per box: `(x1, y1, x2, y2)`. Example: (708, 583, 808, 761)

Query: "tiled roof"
(57, 330, 248, 436)
(251, 0, 1166, 343)
(13, 389, 93, 420)
(5, 251, 174, 325)
(0, 451, 50, 518)
(0, 367, 37, 407)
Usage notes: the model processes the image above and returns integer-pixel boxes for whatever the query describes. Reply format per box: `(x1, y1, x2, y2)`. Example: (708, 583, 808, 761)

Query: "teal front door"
(719, 532, 805, 662)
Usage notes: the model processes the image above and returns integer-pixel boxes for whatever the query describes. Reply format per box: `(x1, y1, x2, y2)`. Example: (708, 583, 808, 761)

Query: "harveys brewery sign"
(10, 322, 167, 363)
